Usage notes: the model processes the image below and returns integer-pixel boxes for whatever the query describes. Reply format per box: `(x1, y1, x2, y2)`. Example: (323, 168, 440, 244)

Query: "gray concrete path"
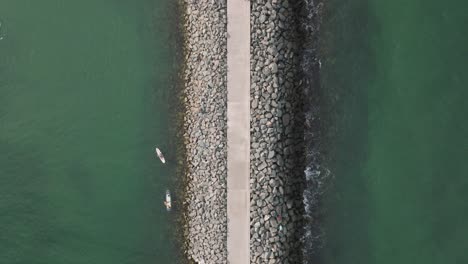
(227, 0, 250, 263)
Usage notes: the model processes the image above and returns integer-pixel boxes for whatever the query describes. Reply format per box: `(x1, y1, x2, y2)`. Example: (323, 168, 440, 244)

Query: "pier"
(227, 0, 251, 263)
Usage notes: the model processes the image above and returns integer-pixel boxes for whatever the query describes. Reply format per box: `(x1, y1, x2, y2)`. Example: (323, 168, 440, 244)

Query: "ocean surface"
(0, 0, 181, 263)
(312, 0, 468, 263)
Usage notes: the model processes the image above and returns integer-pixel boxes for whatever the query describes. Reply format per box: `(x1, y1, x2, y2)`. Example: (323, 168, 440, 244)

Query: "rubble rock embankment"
(250, 0, 306, 263)
(182, 0, 228, 263)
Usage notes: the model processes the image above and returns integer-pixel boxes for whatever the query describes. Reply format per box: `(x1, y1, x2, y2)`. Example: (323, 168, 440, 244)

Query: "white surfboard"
(155, 147, 166, 163)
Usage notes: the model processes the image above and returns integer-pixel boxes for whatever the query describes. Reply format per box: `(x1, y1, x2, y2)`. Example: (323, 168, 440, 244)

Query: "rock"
(276, 155, 284, 166)
(259, 14, 266, 23)
(270, 62, 278, 74)
(282, 113, 290, 125)
(262, 206, 270, 215)
(256, 246, 264, 255)
(252, 98, 258, 109)
(267, 85, 273, 93)
(269, 178, 277, 187)
(257, 199, 264, 207)
(268, 150, 275, 159)
(254, 222, 261, 232)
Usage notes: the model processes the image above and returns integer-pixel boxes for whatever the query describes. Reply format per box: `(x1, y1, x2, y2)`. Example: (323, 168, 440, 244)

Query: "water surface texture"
(0, 1, 179, 263)
(318, 0, 468, 263)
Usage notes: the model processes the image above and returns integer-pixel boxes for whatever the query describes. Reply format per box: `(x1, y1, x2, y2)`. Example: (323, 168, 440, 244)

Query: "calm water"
(319, 0, 468, 263)
(0, 0, 180, 263)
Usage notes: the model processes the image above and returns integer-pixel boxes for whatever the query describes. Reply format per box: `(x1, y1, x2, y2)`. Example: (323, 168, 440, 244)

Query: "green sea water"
(0, 0, 180, 263)
(319, 0, 468, 263)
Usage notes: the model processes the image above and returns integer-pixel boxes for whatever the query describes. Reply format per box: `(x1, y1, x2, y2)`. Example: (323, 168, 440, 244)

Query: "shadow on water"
(112, 0, 188, 262)
(147, 0, 188, 262)
(0, 140, 52, 261)
(64, 161, 98, 203)
(300, 0, 381, 262)
(166, 3, 194, 264)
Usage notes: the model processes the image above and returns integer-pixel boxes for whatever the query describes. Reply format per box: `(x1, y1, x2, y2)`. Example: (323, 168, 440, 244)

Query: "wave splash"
(298, 0, 328, 262)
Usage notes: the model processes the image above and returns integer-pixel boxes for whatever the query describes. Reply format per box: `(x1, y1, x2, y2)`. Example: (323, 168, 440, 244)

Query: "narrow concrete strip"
(227, 0, 250, 263)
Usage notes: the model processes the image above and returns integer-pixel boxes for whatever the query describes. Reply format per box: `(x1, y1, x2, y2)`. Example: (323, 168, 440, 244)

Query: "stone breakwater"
(180, 0, 319, 262)
(250, 0, 306, 263)
(181, 0, 228, 263)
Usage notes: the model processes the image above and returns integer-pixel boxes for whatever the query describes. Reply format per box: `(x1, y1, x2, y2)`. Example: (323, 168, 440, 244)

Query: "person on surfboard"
(164, 190, 171, 211)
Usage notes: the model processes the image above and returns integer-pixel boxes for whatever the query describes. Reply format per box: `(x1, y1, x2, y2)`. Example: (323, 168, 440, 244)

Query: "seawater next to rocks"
(309, 0, 468, 263)
(250, 0, 468, 263)
(0, 0, 182, 263)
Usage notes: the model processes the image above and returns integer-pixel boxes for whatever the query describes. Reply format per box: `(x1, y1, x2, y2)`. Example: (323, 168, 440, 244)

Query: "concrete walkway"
(227, 0, 250, 263)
